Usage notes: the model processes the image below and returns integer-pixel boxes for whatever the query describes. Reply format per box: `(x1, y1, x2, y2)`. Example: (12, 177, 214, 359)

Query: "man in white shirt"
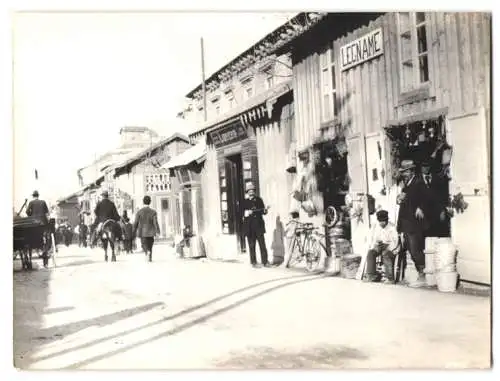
(364, 210, 400, 283)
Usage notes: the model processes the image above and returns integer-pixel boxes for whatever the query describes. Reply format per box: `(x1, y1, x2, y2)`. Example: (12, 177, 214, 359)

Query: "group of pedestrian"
(91, 190, 160, 261)
(364, 159, 450, 287)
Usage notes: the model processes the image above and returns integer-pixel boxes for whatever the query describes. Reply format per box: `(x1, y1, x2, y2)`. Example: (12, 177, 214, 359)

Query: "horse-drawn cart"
(13, 216, 55, 270)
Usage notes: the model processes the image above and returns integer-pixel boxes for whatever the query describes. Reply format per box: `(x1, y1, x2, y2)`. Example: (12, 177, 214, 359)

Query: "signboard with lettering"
(209, 122, 248, 148)
(340, 28, 384, 71)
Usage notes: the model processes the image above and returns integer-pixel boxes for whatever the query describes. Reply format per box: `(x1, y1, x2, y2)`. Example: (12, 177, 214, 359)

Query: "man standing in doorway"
(396, 160, 431, 287)
(243, 182, 270, 268)
(420, 160, 449, 237)
(133, 195, 160, 262)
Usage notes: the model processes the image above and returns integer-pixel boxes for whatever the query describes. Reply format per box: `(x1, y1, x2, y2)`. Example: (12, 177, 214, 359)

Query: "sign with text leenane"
(340, 28, 384, 71)
(209, 121, 248, 149)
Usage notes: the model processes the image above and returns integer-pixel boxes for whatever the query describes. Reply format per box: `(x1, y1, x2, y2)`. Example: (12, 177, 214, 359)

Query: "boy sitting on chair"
(364, 210, 400, 283)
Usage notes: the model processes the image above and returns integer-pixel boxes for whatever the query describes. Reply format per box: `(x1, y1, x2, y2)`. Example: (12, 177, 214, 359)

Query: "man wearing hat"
(242, 182, 270, 268)
(365, 209, 400, 283)
(91, 190, 122, 245)
(26, 190, 49, 225)
(396, 159, 431, 287)
(420, 160, 449, 237)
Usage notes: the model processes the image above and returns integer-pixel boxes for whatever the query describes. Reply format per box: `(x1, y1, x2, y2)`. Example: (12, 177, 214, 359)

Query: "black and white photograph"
(6, 1, 494, 373)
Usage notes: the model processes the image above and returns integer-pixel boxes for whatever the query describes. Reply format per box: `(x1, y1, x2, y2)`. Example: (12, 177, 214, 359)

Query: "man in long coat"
(242, 182, 270, 268)
(396, 160, 431, 287)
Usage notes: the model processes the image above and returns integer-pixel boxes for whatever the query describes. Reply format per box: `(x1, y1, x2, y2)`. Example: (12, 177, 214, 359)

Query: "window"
(241, 77, 254, 101)
(397, 12, 430, 93)
(145, 173, 171, 192)
(319, 45, 337, 122)
(211, 98, 221, 116)
(227, 95, 235, 109)
(245, 86, 253, 100)
(265, 74, 274, 90)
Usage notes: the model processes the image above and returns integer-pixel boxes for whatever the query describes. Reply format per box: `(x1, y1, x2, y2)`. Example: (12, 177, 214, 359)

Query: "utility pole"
(201, 37, 207, 122)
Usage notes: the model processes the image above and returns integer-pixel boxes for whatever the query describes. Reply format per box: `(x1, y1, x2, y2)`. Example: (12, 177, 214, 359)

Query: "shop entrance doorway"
(225, 154, 246, 253)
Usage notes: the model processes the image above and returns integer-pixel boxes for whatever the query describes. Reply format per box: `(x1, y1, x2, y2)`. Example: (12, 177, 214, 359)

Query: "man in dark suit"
(396, 160, 431, 287)
(133, 195, 160, 262)
(26, 190, 51, 267)
(420, 161, 450, 237)
(91, 190, 122, 245)
(26, 190, 49, 224)
(242, 182, 270, 268)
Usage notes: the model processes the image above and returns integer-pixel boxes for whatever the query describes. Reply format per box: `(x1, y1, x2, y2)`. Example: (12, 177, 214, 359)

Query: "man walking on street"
(133, 195, 160, 262)
(396, 160, 431, 287)
(243, 182, 270, 268)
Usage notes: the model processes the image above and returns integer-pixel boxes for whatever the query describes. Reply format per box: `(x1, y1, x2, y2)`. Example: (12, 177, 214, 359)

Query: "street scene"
(12, 10, 492, 370)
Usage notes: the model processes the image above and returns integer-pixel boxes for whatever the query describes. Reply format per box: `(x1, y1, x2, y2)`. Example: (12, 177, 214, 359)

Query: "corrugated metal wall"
(255, 101, 295, 264)
(199, 144, 221, 241)
(293, 52, 322, 151)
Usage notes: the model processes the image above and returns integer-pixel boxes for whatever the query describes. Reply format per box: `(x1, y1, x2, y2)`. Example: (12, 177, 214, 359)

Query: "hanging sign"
(209, 122, 248, 148)
(340, 28, 384, 71)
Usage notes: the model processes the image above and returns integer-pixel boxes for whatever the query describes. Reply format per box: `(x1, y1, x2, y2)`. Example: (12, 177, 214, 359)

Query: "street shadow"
(270, 216, 285, 266)
(214, 344, 368, 369)
(13, 265, 51, 369)
(43, 306, 75, 314)
(30, 273, 321, 368)
(57, 259, 96, 268)
(62, 274, 324, 369)
(30, 302, 164, 344)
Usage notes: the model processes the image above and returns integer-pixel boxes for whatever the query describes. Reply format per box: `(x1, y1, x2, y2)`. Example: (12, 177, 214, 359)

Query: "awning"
(162, 140, 207, 170)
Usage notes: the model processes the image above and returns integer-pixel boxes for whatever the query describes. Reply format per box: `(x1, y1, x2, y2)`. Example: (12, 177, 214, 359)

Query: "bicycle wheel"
(287, 235, 303, 268)
(324, 205, 339, 228)
(304, 235, 326, 272)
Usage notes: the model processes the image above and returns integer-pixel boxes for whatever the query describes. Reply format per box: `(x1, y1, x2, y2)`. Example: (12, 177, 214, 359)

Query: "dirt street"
(13, 245, 491, 370)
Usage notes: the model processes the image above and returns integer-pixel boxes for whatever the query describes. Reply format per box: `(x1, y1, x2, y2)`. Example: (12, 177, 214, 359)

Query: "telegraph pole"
(201, 37, 207, 122)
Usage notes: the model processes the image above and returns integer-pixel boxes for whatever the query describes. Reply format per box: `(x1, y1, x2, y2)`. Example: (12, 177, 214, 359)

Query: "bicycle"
(285, 221, 328, 272)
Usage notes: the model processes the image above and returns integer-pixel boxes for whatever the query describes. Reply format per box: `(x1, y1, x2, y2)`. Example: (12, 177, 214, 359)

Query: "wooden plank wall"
(331, 12, 491, 140)
(255, 101, 295, 264)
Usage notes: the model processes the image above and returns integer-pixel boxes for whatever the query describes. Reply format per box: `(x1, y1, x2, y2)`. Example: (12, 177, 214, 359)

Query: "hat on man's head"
(376, 210, 389, 222)
(246, 182, 256, 192)
(421, 160, 432, 168)
(399, 159, 416, 172)
(101, 190, 109, 197)
(32, 190, 39, 197)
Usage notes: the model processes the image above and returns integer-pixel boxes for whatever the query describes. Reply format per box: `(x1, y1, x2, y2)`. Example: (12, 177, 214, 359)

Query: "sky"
(12, 11, 296, 208)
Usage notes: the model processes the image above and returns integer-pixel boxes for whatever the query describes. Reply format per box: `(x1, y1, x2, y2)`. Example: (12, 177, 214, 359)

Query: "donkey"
(99, 219, 122, 262)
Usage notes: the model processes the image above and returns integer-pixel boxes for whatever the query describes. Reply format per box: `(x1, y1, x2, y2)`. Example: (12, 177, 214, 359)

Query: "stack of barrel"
(424, 237, 458, 292)
(326, 218, 351, 276)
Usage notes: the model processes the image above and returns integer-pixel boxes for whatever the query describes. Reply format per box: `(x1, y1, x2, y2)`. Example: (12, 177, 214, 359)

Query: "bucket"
(424, 251, 435, 273)
(435, 238, 457, 271)
(426, 273, 437, 287)
(425, 237, 440, 252)
(436, 271, 458, 292)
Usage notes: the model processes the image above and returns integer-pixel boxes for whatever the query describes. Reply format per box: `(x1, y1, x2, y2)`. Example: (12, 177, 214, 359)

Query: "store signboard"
(209, 122, 248, 148)
(340, 28, 384, 71)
